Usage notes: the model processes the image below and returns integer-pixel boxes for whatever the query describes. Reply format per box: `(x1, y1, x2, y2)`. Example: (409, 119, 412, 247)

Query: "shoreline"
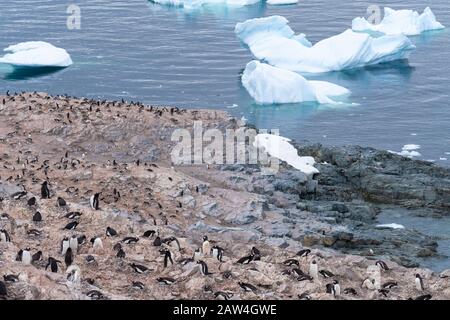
(1, 92, 450, 300)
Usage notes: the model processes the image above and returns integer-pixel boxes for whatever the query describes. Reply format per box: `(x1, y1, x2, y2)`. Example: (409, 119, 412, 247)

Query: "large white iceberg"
(0, 42, 73, 68)
(149, 0, 260, 8)
(235, 16, 415, 73)
(242, 60, 351, 104)
(254, 133, 319, 175)
(352, 7, 445, 36)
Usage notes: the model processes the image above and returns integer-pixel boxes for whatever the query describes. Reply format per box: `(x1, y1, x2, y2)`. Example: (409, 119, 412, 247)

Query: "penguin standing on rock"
(17, 248, 32, 265)
(160, 249, 174, 268)
(202, 236, 211, 256)
(41, 181, 50, 199)
(211, 245, 224, 262)
(57, 197, 67, 207)
(0, 229, 10, 242)
(106, 227, 118, 237)
(69, 235, 78, 253)
(65, 248, 74, 267)
(197, 260, 212, 275)
(46, 257, 62, 273)
(90, 193, 100, 210)
(415, 274, 424, 291)
(91, 237, 103, 251)
(32, 251, 43, 263)
(325, 280, 340, 297)
(376, 260, 389, 271)
(61, 237, 70, 255)
(309, 260, 319, 280)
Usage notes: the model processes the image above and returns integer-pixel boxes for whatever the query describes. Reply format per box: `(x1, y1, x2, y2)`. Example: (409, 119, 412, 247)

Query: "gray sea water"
(0, 0, 449, 269)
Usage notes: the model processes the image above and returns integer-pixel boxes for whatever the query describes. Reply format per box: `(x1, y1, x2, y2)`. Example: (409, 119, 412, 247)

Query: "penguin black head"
(312, 260, 317, 264)
(415, 274, 422, 278)
(203, 236, 208, 241)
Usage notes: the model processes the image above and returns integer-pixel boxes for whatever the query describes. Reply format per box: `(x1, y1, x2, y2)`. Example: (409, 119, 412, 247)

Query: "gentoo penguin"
(106, 227, 118, 237)
(238, 282, 257, 293)
(382, 281, 398, 289)
(77, 235, 87, 245)
(41, 181, 50, 199)
(179, 257, 195, 266)
(297, 249, 311, 257)
(90, 193, 100, 210)
(214, 291, 233, 300)
(32, 251, 42, 263)
(319, 269, 335, 278)
(376, 260, 389, 271)
(292, 268, 307, 277)
(64, 221, 78, 230)
(69, 235, 78, 253)
(122, 236, 139, 244)
(237, 254, 254, 264)
(61, 237, 70, 255)
(157, 277, 176, 285)
(142, 230, 156, 238)
(19, 248, 32, 265)
(332, 280, 341, 297)
(116, 248, 126, 259)
(343, 288, 358, 295)
(32, 211, 42, 222)
(211, 245, 224, 262)
(283, 259, 299, 267)
(202, 236, 211, 256)
(415, 294, 432, 300)
(66, 265, 81, 285)
(298, 292, 311, 300)
(3, 274, 19, 282)
(90, 237, 103, 251)
(46, 257, 62, 272)
(129, 263, 149, 274)
(362, 278, 377, 290)
(0, 229, 10, 242)
(163, 237, 181, 251)
(65, 211, 82, 219)
(193, 248, 202, 261)
(378, 288, 390, 297)
(86, 255, 96, 264)
(57, 197, 67, 207)
(251, 247, 261, 261)
(65, 248, 74, 267)
(132, 281, 145, 290)
(86, 290, 105, 300)
(12, 191, 27, 200)
(27, 197, 36, 206)
(160, 249, 174, 268)
(197, 260, 212, 275)
(415, 274, 424, 291)
(113, 243, 122, 251)
(309, 260, 319, 280)
(153, 236, 162, 246)
(0, 281, 6, 298)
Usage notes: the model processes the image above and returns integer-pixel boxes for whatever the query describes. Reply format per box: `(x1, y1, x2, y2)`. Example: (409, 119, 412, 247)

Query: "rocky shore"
(1, 92, 449, 300)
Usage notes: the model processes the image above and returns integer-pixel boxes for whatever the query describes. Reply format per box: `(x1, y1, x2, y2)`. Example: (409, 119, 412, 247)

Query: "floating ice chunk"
(235, 16, 415, 73)
(242, 60, 351, 104)
(253, 133, 319, 175)
(440, 157, 448, 161)
(0, 42, 73, 68)
(388, 144, 422, 158)
(149, 0, 260, 8)
(352, 7, 445, 36)
(267, 0, 298, 5)
(376, 223, 405, 229)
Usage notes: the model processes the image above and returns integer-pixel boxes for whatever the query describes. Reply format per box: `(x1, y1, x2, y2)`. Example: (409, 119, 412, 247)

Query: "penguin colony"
(0, 92, 449, 300)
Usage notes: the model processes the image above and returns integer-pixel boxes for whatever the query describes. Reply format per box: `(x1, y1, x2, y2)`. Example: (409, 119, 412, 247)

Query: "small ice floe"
(235, 15, 415, 73)
(150, 0, 260, 8)
(267, 0, 298, 5)
(440, 157, 448, 161)
(410, 133, 417, 136)
(253, 133, 319, 175)
(242, 60, 351, 104)
(227, 103, 239, 109)
(352, 7, 445, 36)
(0, 41, 73, 68)
(388, 144, 421, 158)
(445, 152, 450, 155)
(376, 223, 405, 230)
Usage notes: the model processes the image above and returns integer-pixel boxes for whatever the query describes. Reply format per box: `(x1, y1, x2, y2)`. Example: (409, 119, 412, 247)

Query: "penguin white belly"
(194, 250, 202, 261)
(62, 241, 70, 255)
(334, 284, 341, 296)
(202, 242, 210, 256)
(0, 233, 6, 242)
(93, 238, 103, 250)
(69, 238, 78, 253)
(22, 251, 32, 265)
(309, 264, 318, 280)
(212, 248, 218, 259)
(415, 278, 422, 291)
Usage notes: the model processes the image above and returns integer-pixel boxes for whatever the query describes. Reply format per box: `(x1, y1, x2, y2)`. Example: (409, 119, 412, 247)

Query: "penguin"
(77, 235, 87, 245)
(193, 248, 202, 261)
(3, 274, 19, 282)
(90, 193, 100, 210)
(90, 237, 103, 251)
(297, 274, 314, 282)
(142, 230, 156, 238)
(32, 251, 43, 263)
(57, 197, 67, 207)
(32, 211, 42, 222)
(69, 235, 78, 253)
(331, 280, 341, 297)
(86, 290, 105, 300)
(160, 249, 174, 268)
(46, 257, 62, 273)
(237, 253, 254, 264)
(65, 248, 73, 267)
(130, 263, 149, 274)
(122, 236, 139, 244)
(12, 191, 27, 200)
(113, 242, 122, 251)
(214, 291, 233, 300)
(66, 265, 81, 285)
(106, 227, 118, 237)
(376, 260, 389, 271)
(415, 294, 432, 300)
(61, 237, 70, 255)
(382, 281, 398, 289)
(202, 236, 211, 256)
(86, 255, 96, 264)
(0, 281, 6, 298)
(179, 257, 195, 266)
(297, 249, 311, 257)
(132, 281, 145, 290)
(41, 181, 50, 199)
(251, 247, 261, 261)
(65, 211, 82, 219)
(27, 197, 36, 206)
(298, 292, 311, 300)
(157, 277, 176, 285)
(0, 229, 10, 242)
(238, 282, 257, 293)
(64, 221, 78, 230)
(344, 288, 358, 295)
(153, 236, 162, 246)
(162, 236, 181, 251)
(197, 260, 212, 276)
(378, 289, 390, 298)
(362, 278, 377, 290)
(211, 245, 224, 262)
(319, 269, 335, 278)
(415, 274, 424, 291)
(309, 260, 319, 280)
(20, 248, 32, 265)
(283, 259, 299, 267)
(292, 268, 307, 277)
(117, 248, 126, 258)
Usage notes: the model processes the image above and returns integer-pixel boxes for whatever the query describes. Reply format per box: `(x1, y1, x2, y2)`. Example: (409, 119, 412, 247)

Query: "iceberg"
(242, 60, 351, 104)
(376, 223, 405, 230)
(352, 7, 445, 36)
(267, 0, 298, 5)
(0, 42, 73, 68)
(388, 144, 422, 158)
(254, 133, 319, 175)
(235, 16, 416, 73)
(149, 0, 260, 8)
